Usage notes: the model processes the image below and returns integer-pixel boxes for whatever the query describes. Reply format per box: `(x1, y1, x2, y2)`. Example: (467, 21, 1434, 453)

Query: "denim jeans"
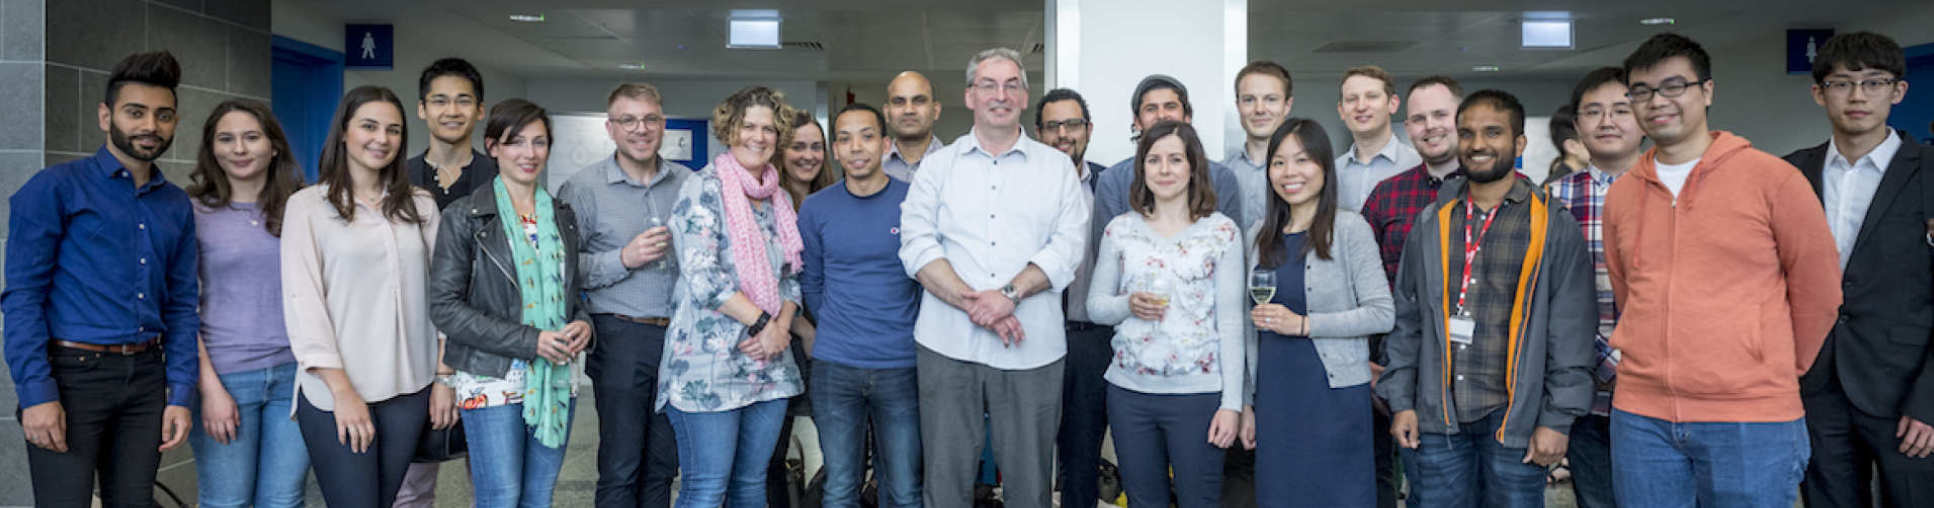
(464, 399, 578, 508)
(1611, 409, 1810, 508)
(810, 360, 922, 508)
(1566, 414, 1615, 508)
(665, 398, 790, 508)
(294, 386, 430, 508)
(1402, 410, 1545, 508)
(189, 362, 309, 508)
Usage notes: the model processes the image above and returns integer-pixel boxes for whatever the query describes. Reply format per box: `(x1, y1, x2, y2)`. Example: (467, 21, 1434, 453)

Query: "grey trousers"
(917, 345, 1065, 508)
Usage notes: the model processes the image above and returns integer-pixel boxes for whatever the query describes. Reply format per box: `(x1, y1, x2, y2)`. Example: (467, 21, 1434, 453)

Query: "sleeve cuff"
(17, 380, 59, 409)
(168, 382, 196, 407)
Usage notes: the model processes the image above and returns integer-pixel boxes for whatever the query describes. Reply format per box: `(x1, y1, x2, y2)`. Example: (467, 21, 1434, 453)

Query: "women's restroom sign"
(1787, 29, 1834, 75)
(346, 24, 394, 70)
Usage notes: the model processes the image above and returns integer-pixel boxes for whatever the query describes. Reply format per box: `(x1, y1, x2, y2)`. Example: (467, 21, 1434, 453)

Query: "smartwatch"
(747, 311, 772, 336)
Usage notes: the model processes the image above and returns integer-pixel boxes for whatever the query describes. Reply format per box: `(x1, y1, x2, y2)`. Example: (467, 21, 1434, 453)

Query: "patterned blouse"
(1087, 212, 1247, 410)
(656, 165, 805, 413)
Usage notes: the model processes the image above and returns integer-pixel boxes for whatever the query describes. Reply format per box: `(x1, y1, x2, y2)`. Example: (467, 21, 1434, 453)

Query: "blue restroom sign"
(346, 24, 394, 70)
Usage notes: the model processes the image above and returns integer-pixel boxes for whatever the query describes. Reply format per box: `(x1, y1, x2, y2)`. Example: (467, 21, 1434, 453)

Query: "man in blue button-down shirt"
(3, 51, 199, 507)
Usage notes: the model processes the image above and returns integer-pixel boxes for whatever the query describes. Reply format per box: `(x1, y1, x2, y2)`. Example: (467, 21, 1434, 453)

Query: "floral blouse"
(1085, 212, 1247, 410)
(656, 165, 805, 413)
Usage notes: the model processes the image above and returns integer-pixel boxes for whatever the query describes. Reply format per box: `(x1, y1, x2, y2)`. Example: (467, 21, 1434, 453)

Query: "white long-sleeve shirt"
(899, 129, 1092, 370)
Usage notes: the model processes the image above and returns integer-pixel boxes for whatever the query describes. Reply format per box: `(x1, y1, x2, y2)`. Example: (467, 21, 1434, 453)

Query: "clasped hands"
(960, 289, 1025, 346)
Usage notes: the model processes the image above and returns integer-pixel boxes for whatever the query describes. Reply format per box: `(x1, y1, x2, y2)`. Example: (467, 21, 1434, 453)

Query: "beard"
(110, 120, 172, 162)
(1462, 152, 1514, 183)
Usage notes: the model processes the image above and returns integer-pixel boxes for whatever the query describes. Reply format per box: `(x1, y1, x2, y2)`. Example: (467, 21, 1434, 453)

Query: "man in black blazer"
(1784, 31, 1934, 508)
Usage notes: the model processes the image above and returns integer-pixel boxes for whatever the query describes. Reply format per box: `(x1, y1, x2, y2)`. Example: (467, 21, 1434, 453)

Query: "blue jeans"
(189, 362, 309, 508)
(1611, 409, 1810, 508)
(810, 360, 922, 508)
(665, 398, 790, 508)
(464, 398, 578, 508)
(1402, 410, 1544, 508)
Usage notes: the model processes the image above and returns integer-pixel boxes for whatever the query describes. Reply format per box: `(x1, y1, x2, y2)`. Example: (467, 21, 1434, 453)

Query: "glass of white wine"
(1145, 277, 1173, 308)
(1249, 268, 1276, 305)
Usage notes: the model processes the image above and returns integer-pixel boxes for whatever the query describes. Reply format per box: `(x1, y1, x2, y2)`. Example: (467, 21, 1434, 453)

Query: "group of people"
(5, 28, 1932, 508)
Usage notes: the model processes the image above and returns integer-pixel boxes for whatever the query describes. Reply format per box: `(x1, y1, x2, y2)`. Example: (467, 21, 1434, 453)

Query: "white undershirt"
(1654, 157, 1700, 198)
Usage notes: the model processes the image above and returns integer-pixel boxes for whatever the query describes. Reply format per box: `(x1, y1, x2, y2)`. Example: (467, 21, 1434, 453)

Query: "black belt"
(1064, 321, 1105, 332)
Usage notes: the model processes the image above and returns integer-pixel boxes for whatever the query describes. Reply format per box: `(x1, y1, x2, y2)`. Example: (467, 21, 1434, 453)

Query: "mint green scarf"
(493, 177, 573, 448)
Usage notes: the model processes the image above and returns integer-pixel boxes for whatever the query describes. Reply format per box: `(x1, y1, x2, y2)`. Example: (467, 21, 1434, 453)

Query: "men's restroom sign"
(346, 24, 394, 70)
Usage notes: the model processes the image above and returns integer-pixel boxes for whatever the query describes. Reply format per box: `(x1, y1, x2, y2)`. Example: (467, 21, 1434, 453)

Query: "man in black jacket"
(1784, 31, 1934, 508)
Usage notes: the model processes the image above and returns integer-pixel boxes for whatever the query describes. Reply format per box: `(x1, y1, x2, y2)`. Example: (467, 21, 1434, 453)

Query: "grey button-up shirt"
(883, 135, 946, 183)
(1224, 147, 1269, 230)
(1335, 137, 1422, 213)
(556, 155, 694, 318)
(1064, 160, 1105, 324)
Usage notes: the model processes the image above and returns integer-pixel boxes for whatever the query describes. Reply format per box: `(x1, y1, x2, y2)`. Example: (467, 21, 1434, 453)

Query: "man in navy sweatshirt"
(799, 102, 925, 508)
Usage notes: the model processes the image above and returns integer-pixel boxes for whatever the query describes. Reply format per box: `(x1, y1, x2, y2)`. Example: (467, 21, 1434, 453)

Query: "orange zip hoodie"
(1602, 131, 1842, 423)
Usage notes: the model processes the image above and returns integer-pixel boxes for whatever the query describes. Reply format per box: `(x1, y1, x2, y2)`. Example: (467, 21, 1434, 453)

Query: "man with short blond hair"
(1227, 61, 1294, 230)
(1337, 65, 1422, 212)
(558, 81, 690, 508)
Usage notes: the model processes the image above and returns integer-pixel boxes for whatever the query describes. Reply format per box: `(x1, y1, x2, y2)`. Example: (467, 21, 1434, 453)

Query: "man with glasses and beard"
(1377, 90, 1595, 508)
(5, 51, 201, 507)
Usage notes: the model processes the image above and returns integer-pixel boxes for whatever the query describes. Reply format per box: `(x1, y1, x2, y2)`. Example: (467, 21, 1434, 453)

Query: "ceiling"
(297, 0, 1926, 84)
(1249, 0, 1924, 80)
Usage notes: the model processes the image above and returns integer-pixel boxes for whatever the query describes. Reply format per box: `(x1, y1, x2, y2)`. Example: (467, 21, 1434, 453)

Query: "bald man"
(884, 71, 946, 182)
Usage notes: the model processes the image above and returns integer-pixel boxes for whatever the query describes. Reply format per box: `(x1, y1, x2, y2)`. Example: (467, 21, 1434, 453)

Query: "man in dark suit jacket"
(1784, 31, 1934, 508)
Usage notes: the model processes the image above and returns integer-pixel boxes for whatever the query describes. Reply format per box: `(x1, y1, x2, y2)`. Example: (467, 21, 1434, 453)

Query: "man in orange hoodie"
(1601, 33, 1843, 508)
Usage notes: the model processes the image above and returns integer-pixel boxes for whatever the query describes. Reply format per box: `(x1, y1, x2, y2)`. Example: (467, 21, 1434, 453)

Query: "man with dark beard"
(4, 51, 201, 507)
(1376, 90, 1595, 508)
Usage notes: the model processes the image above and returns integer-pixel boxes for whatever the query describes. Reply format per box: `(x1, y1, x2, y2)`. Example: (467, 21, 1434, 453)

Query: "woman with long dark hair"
(281, 85, 452, 507)
(1085, 120, 1245, 507)
(185, 99, 310, 508)
(1241, 118, 1392, 507)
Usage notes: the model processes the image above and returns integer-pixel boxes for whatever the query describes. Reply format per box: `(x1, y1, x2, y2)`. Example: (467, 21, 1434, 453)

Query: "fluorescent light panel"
(728, 10, 782, 49)
(509, 14, 544, 22)
(1522, 20, 1573, 48)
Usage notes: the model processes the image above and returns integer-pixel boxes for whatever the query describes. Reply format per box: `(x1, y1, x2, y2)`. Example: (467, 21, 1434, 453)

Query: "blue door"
(1895, 43, 1934, 144)
(272, 36, 344, 181)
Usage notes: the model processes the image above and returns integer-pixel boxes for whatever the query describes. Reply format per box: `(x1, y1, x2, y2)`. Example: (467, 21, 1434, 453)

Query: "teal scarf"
(493, 178, 573, 448)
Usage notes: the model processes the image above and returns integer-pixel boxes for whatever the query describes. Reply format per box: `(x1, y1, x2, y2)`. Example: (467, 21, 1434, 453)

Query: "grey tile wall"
(2, 0, 45, 61)
(40, 64, 75, 153)
(0, 63, 40, 150)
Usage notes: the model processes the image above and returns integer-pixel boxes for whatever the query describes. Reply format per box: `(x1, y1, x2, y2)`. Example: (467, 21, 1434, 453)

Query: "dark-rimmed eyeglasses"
(1626, 78, 1710, 102)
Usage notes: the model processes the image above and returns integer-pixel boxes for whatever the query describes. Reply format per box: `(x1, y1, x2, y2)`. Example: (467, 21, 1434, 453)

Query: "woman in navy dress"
(1241, 118, 1394, 507)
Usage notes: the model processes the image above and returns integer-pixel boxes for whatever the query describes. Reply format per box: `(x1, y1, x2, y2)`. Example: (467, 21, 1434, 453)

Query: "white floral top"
(1085, 212, 1247, 410)
(656, 165, 804, 413)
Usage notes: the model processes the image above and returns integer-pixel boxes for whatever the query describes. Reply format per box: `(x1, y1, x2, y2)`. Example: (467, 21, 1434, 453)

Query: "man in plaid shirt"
(1358, 75, 1462, 507)
(1541, 66, 1644, 508)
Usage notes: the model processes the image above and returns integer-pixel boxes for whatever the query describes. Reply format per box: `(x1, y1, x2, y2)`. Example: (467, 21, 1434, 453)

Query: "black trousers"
(22, 346, 167, 508)
(1373, 402, 1397, 508)
(1802, 373, 1934, 508)
(295, 385, 429, 508)
(1056, 323, 1114, 508)
(588, 315, 680, 508)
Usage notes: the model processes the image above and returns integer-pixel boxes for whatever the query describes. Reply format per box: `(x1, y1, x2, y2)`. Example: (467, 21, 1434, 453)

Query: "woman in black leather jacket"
(427, 98, 594, 508)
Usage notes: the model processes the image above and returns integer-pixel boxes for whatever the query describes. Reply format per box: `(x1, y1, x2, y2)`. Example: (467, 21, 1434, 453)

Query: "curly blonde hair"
(711, 86, 797, 149)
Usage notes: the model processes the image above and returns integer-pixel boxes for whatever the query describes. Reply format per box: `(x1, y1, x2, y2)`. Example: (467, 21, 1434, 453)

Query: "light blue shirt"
(883, 135, 945, 183)
(1335, 137, 1422, 212)
(1822, 129, 1902, 269)
(1224, 147, 1269, 230)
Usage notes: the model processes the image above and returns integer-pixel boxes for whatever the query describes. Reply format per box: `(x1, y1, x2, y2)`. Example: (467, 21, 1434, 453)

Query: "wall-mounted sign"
(1788, 29, 1834, 75)
(346, 24, 394, 70)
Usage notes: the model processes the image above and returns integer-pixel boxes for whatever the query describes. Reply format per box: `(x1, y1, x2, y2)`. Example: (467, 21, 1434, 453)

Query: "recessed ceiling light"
(728, 10, 783, 49)
(619, 63, 646, 70)
(1522, 20, 1573, 48)
(1641, 17, 1675, 25)
(509, 14, 545, 22)
(1473, 65, 1501, 72)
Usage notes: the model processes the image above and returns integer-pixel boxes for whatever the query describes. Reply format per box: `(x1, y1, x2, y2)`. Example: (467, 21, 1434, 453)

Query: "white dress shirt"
(899, 129, 1093, 370)
(1823, 130, 1902, 269)
(1335, 137, 1422, 212)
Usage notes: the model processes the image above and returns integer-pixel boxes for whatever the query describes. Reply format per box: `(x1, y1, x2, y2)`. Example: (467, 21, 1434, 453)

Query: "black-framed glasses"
(1821, 78, 1899, 96)
(610, 115, 665, 132)
(1626, 78, 1710, 102)
(1041, 118, 1089, 132)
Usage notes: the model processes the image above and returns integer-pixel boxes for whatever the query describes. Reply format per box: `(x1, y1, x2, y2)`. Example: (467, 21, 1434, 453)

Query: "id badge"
(1448, 315, 1476, 345)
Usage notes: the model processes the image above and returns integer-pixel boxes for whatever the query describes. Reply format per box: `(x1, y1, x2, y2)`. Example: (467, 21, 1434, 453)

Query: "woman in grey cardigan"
(1239, 118, 1393, 507)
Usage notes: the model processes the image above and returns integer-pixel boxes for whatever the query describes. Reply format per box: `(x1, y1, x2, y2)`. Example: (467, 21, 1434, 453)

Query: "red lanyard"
(1454, 198, 1499, 314)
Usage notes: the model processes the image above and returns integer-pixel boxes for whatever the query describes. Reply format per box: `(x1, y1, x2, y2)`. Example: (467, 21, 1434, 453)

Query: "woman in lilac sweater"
(184, 99, 309, 507)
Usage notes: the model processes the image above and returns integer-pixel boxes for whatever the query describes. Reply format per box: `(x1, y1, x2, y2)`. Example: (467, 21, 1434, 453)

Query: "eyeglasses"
(1820, 78, 1898, 96)
(1626, 78, 1709, 102)
(425, 97, 477, 109)
(1041, 119, 1089, 132)
(972, 80, 1025, 97)
(611, 115, 665, 132)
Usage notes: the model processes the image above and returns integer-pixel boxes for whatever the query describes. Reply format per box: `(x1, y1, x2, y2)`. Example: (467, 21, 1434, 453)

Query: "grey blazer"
(1243, 210, 1394, 404)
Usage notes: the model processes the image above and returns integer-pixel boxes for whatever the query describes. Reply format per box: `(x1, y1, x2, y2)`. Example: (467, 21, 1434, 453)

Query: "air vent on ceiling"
(1312, 40, 1417, 53)
(782, 41, 824, 51)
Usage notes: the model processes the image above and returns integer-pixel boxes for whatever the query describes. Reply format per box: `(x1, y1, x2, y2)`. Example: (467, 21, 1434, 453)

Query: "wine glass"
(647, 216, 672, 271)
(1249, 268, 1276, 306)
(1144, 276, 1173, 308)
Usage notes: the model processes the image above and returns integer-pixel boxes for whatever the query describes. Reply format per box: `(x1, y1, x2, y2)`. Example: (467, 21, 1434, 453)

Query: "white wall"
(524, 77, 819, 164)
(271, 0, 528, 159)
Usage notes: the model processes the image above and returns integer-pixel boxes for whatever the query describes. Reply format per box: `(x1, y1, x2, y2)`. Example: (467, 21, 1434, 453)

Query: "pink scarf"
(713, 153, 803, 314)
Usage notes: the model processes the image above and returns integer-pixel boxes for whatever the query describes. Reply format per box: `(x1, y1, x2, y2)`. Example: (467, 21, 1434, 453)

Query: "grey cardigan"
(1243, 210, 1394, 405)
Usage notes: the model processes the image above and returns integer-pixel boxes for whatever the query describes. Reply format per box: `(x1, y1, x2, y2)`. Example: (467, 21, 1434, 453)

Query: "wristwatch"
(999, 283, 1023, 305)
(747, 311, 772, 336)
